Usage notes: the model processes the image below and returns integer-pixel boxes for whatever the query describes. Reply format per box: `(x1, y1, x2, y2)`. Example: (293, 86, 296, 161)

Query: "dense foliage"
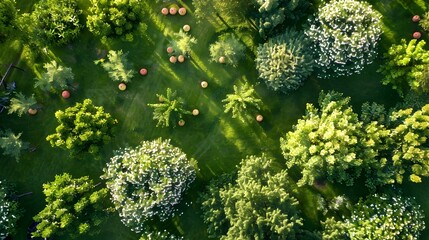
(95, 50, 135, 83)
(192, 0, 250, 25)
(170, 30, 197, 56)
(306, 0, 382, 78)
(0, 180, 21, 239)
(19, 0, 82, 46)
(46, 99, 118, 154)
(0, 129, 29, 161)
(34, 60, 74, 93)
(322, 193, 425, 239)
(420, 12, 429, 32)
(256, 29, 314, 93)
(87, 0, 144, 41)
(101, 139, 196, 233)
(280, 91, 390, 188)
(252, 0, 310, 38)
(378, 39, 429, 96)
(222, 82, 262, 121)
(209, 34, 245, 66)
(33, 173, 110, 239)
(201, 154, 306, 239)
(7, 92, 36, 117)
(0, 0, 17, 41)
(147, 88, 191, 128)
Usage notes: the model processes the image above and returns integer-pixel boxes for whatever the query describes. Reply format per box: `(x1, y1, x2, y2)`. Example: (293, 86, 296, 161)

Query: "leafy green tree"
(252, 0, 310, 38)
(222, 82, 262, 121)
(18, 0, 82, 46)
(256, 29, 314, 93)
(95, 50, 134, 83)
(420, 11, 429, 32)
(322, 193, 426, 239)
(280, 91, 391, 188)
(46, 99, 118, 154)
(305, 0, 383, 78)
(209, 34, 245, 66)
(34, 60, 74, 93)
(101, 138, 196, 233)
(0, 129, 29, 161)
(201, 154, 307, 239)
(147, 88, 191, 128)
(389, 104, 429, 183)
(170, 30, 197, 56)
(192, 0, 251, 26)
(0, 0, 17, 41)
(33, 173, 111, 239)
(7, 92, 37, 117)
(378, 39, 429, 96)
(87, 0, 144, 40)
(0, 179, 21, 239)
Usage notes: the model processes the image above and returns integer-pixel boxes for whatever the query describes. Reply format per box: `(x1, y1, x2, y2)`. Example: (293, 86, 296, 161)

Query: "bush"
(18, 0, 82, 46)
(46, 99, 118, 154)
(305, 0, 382, 78)
(101, 138, 196, 233)
(209, 33, 245, 67)
(95, 50, 134, 83)
(34, 60, 74, 93)
(7, 92, 36, 117)
(0, 0, 17, 41)
(0, 129, 29, 161)
(256, 29, 314, 93)
(170, 30, 197, 56)
(87, 0, 144, 40)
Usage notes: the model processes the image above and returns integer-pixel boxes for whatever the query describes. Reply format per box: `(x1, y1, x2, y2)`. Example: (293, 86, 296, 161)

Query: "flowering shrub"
(102, 138, 196, 233)
(256, 29, 314, 93)
(305, 0, 382, 78)
(323, 193, 426, 239)
(0, 180, 21, 239)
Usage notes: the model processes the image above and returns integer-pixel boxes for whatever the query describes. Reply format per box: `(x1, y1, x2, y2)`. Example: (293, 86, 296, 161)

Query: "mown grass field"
(0, 0, 428, 239)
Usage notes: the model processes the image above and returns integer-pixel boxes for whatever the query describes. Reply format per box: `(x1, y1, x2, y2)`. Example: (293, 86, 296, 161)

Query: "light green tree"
(209, 34, 245, 67)
(147, 88, 191, 128)
(170, 30, 197, 56)
(200, 154, 310, 239)
(34, 60, 74, 93)
(322, 193, 426, 239)
(192, 0, 251, 26)
(0, 179, 22, 239)
(95, 50, 135, 83)
(306, 0, 382, 78)
(378, 39, 429, 96)
(46, 99, 118, 154)
(102, 139, 196, 233)
(33, 173, 111, 239)
(0, 129, 29, 161)
(256, 29, 314, 93)
(222, 82, 262, 121)
(7, 92, 36, 117)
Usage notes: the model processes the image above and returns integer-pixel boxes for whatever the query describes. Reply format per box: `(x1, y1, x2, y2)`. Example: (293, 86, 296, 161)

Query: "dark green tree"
(222, 82, 262, 121)
(101, 139, 196, 233)
(18, 0, 82, 46)
(46, 99, 118, 154)
(87, 0, 144, 41)
(0, 0, 17, 41)
(147, 88, 191, 128)
(34, 60, 74, 93)
(200, 154, 306, 239)
(0, 179, 22, 239)
(256, 29, 314, 93)
(378, 39, 429, 96)
(33, 173, 111, 239)
(94, 50, 134, 83)
(322, 193, 426, 239)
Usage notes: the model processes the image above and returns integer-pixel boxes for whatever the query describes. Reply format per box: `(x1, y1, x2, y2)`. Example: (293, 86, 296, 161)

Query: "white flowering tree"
(305, 0, 382, 78)
(322, 193, 426, 239)
(101, 138, 196, 233)
(256, 29, 314, 93)
(0, 180, 21, 239)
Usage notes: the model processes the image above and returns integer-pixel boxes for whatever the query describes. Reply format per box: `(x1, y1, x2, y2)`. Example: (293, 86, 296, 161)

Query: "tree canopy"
(256, 29, 314, 93)
(209, 33, 245, 67)
(222, 82, 262, 121)
(101, 138, 196, 233)
(46, 99, 118, 154)
(32, 173, 111, 239)
(34, 60, 74, 93)
(95, 50, 135, 83)
(305, 0, 382, 78)
(0, 0, 17, 41)
(0, 129, 29, 161)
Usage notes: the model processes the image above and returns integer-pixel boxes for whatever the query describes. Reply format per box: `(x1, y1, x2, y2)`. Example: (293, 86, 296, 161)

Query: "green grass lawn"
(1, 0, 428, 239)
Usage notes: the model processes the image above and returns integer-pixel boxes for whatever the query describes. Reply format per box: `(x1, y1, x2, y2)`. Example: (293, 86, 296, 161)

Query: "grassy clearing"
(0, 0, 428, 239)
